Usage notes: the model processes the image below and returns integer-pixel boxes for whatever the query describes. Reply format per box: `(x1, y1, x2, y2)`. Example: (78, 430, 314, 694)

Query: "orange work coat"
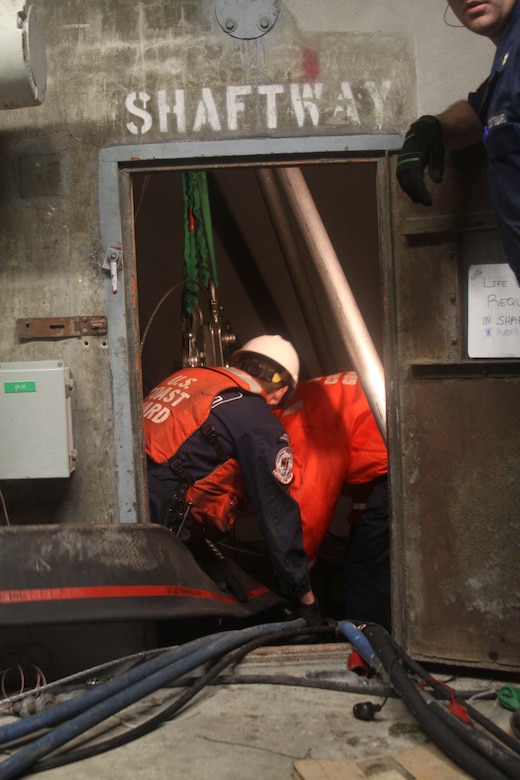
(144, 366, 265, 533)
(276, 372, 387, 562)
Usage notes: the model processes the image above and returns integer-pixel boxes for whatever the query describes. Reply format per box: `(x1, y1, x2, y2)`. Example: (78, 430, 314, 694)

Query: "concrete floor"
(0, 637, 517, 780)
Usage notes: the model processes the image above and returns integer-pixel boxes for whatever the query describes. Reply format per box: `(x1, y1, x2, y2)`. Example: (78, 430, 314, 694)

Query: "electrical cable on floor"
(0, 620, 323, 780)
(1, 619, 516, 780)
(26, 624, 336, 774)
(362, 623, 520, 780)
(384, 631, 520, 759)
(0, 635, 206, 747)
(0, 648, 166, 713)
(182, 673, 394, 698)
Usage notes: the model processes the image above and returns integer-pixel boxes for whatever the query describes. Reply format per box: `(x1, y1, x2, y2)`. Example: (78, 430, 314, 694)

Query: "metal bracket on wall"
(16, 316, 108, 340)
(215, 0, 280, 39)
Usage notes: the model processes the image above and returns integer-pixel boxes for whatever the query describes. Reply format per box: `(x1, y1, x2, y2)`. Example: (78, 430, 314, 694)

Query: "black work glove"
(196, 539, 249, 603)
(297, 601, 323, 627)
(396, 115, 445, 206)
(285, 600, 323, 627)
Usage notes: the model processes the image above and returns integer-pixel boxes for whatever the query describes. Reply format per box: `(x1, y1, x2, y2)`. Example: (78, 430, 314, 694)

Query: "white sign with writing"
(468, 263, 520, 358)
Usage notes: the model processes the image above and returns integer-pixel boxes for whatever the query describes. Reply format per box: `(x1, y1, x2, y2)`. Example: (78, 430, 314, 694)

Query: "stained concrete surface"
(0, 641, 517, 780)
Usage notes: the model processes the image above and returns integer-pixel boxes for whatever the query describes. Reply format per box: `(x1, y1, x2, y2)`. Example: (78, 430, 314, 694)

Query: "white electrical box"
(0, 360, 76, 479)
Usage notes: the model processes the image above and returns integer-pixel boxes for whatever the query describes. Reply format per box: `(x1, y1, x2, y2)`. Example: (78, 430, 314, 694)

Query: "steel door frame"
(98, 135, 399, 525)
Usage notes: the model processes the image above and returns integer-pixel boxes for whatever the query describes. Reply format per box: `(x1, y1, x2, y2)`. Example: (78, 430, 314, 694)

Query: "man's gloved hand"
(289, 600, 323, 627)
(196, 539, 249, 603)
(297, 601, 323, 626)
(396, 115, 445, 206)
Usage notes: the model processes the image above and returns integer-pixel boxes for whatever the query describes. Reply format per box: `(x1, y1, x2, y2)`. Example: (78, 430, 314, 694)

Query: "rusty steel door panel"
(386, 146, 520, 669)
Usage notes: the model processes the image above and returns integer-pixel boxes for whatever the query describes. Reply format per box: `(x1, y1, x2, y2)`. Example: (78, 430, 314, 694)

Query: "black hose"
(0, 620, 312, 779)
(28, 624, 335, 774)
(363, 624, 510, 780)
(199, 674, 394, 697)
(384, 632, 520, 758)
(425, 698, 520, 779)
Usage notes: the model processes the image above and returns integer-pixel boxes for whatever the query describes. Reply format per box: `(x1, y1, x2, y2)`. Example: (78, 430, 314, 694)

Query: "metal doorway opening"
(99, 137, 396, 621)
(131, 159, 387, 617)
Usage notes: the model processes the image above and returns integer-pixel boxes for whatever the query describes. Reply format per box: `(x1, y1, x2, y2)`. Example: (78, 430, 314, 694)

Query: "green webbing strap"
(498, 686, 520, 711)
(182, 172, 218, 315)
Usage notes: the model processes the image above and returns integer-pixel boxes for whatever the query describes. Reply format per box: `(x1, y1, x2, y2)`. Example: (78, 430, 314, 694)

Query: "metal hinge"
(16, 316, 108, 340)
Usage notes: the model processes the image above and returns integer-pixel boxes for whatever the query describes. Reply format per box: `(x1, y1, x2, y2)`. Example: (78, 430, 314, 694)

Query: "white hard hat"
(233, 334, 299, 386)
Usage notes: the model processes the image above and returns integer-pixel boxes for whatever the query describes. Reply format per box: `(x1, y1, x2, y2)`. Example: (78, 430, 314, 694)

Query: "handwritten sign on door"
(468, 263, 520, 358)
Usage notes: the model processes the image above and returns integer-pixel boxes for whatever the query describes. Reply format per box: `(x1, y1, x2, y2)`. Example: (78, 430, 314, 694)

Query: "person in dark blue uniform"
(144, 334, 320, 623)
(396, 0, 520, 284)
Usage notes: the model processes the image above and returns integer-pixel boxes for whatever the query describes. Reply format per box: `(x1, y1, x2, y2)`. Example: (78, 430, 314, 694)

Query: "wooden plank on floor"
(293, 743, 471, 780)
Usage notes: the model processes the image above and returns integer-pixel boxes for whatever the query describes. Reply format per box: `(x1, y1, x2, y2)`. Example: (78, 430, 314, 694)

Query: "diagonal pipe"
(255, 167, 336, 375)
(274, 166, 387, 440)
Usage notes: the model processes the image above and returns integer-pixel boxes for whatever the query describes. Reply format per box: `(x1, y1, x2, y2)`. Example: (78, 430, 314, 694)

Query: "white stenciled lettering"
(166, 375, 197, 390)
(193, 87, 221, 131)
(290, 83, 323, 126)
(324, 374, 340, 385)
(333, 82, 361, 124)
(162, 388, 190, 404)
(364, 79, 392, 130)
(158, 89, 186, 133)
(143, 401, 171, 423)
(147, 385, 170, 401)
(257, 84, 284, 128)
(124, 80, 396, 135)
(125, 91, 153, 135)
(324, 372, 357, 386)
(226, 85, 252, 130)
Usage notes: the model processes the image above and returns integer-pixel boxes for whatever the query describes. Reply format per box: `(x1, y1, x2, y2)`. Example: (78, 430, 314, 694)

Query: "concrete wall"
(0, 1, 493, 526)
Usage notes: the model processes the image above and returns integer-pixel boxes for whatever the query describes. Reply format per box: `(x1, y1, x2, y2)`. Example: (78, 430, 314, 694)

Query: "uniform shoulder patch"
(273, 446, 293, 485)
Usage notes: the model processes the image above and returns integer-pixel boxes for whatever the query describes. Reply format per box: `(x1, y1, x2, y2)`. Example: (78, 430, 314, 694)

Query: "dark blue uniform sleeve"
(468, 80, 487, 120)
(465, 5, 520, 285)
(210, 394, 311, 601)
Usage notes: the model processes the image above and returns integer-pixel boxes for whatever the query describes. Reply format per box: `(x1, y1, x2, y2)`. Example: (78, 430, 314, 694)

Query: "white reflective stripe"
(224, 366, 263, 394)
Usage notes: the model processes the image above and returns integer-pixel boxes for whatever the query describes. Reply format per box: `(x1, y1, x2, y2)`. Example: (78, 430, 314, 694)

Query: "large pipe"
(274, 166, 387, 441)
(255, 167, 336, 375)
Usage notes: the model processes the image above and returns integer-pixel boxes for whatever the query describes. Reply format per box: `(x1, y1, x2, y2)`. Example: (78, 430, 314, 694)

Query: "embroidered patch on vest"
(273, 446, 293, 484)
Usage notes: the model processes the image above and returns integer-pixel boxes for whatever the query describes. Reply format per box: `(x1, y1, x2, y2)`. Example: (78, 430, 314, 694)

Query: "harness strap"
(167, 457, 195, 486)
(200, 421, 227, 463)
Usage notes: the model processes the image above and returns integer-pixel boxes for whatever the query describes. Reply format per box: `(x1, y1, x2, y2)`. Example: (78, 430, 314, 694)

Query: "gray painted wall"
(0, 1, 493, 526)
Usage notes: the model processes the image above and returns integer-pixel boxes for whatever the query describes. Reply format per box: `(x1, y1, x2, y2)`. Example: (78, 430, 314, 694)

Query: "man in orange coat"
(144, 334, 319, 623)
(276, 371, 391, 630)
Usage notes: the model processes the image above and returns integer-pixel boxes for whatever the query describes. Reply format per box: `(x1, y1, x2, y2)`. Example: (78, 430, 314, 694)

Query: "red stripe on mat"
(0, 585, 269, 604)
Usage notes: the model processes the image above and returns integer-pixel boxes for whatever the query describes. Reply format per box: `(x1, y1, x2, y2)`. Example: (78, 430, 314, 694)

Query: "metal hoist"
(181, 172, 238, 369)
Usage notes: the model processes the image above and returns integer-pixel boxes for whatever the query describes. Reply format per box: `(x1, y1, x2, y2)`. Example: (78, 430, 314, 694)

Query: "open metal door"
(386, 145, 520, 670)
